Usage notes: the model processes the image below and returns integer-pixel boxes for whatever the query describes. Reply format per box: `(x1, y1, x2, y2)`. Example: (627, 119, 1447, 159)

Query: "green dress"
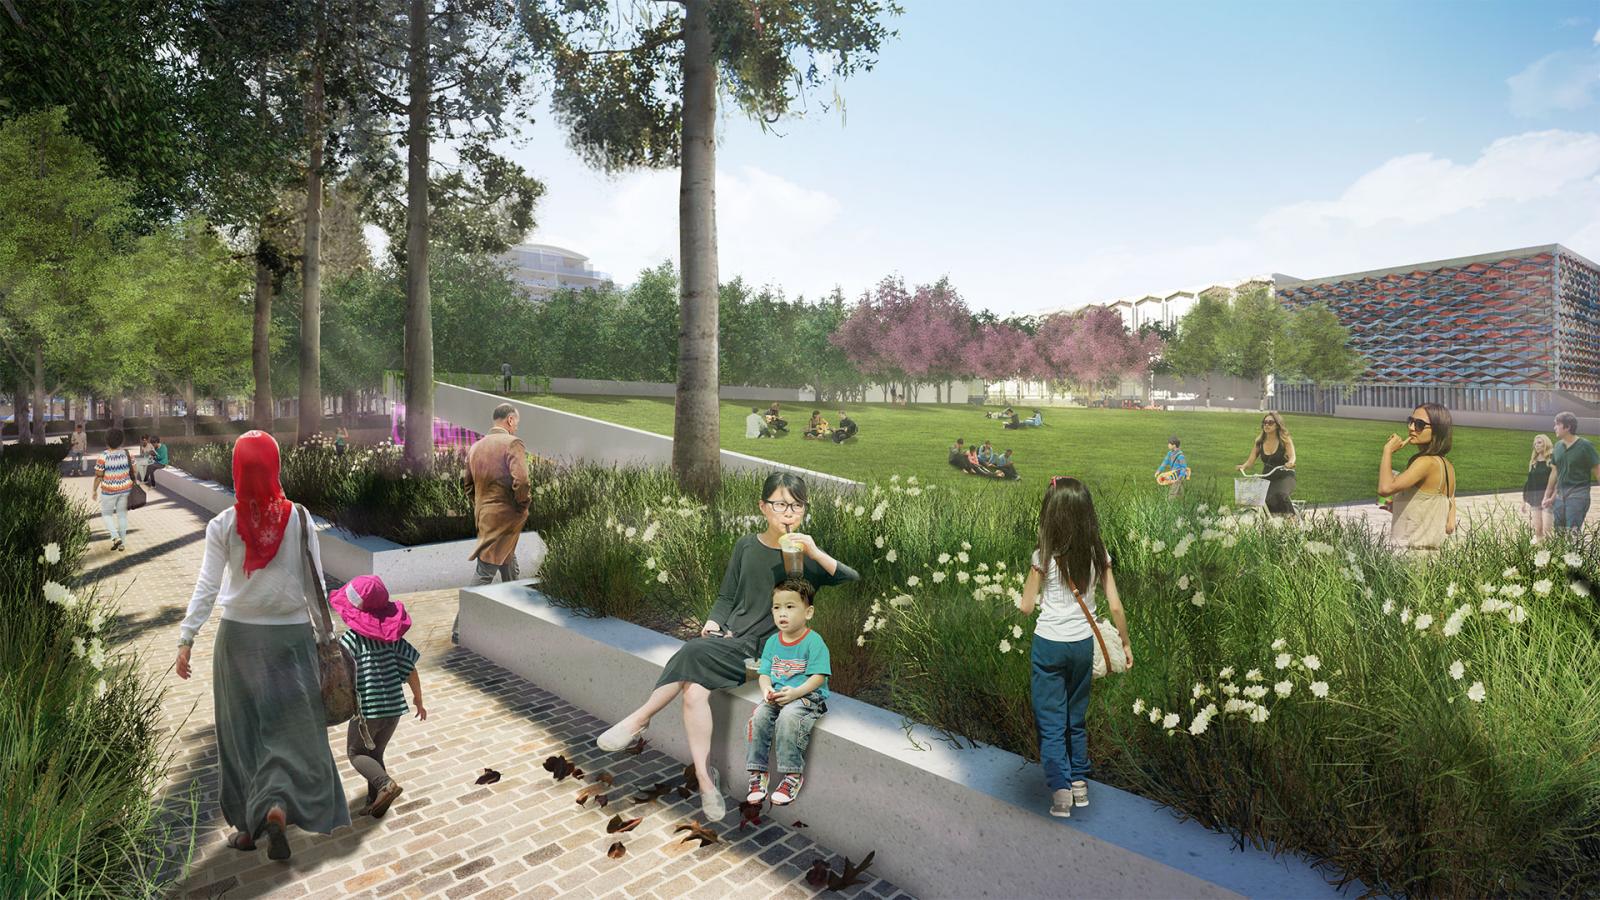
(655, 534, 859, 691)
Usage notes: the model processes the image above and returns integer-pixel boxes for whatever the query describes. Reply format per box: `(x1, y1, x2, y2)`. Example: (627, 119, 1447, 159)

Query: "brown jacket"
(465, 426, 531, 565)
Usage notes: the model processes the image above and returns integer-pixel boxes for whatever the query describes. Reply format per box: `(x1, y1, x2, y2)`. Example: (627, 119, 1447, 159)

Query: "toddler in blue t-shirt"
(745, 579, 830, 806)
(1156, 436, 1190, 498)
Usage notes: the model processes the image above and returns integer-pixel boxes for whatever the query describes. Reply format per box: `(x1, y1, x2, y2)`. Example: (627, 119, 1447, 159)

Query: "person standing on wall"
(457, 403, 531, 644)
(1542, 411, 1600, 534)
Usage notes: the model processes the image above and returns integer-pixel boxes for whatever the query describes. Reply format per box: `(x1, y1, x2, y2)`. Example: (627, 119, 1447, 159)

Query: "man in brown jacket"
(455, 403, 531, 643)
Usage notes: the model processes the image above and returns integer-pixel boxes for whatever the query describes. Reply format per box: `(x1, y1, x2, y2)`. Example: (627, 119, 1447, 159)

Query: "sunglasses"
(1262, 419, 1278, 427)
(1406, 417, 1432, 431)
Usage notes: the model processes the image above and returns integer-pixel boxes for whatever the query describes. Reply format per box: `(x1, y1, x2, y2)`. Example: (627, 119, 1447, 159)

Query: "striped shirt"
(339, 631, 420, 719)
(95, 449, 135, 495)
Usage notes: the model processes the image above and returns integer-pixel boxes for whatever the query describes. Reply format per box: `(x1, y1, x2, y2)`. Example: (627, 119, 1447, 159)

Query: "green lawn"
(516, 395, 1543, 505)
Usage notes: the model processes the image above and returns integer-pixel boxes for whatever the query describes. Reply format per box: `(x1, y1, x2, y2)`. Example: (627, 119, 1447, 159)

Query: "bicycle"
(1235, 465, 1305, 520)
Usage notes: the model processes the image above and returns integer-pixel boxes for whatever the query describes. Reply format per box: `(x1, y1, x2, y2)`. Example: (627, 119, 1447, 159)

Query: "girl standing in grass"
(595, 473, 858, 822)
(1019, 476, 1131, 818)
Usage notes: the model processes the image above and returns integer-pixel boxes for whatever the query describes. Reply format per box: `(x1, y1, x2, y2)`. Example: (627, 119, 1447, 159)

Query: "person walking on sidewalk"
(69, 424, 88, 475)
(91, 429, 136, 551)
(457, 403, 531, 644)
(1542, 411, 1600, 534)
(332, 575, 425, 819)
(173, 431, 350, 860)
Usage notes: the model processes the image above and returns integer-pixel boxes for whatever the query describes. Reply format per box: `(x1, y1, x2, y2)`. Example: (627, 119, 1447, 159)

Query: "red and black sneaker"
(770, 773, 804, 805)
(746, 770, 769, 804)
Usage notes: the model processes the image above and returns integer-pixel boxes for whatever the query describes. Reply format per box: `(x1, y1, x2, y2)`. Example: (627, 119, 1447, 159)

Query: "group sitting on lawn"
(1004, 409, 1043, 430)
(947, 438, 1020, 479)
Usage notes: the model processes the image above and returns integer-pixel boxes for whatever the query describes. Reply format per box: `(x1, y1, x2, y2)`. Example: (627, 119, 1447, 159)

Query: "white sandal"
(596, 722, 647, 752)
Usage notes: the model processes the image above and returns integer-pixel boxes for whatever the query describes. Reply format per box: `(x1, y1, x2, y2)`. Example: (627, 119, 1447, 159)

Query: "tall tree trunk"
(183, 381, 197, 437)
(111, 393, 124, 430)
(31, 345, 46, 444)
(14, 376, 30, 445)
(298, 45, 326, 443)
(401, 0, 435, 466)
(671, 0, 721, 501)
(253, 241, 274, 430)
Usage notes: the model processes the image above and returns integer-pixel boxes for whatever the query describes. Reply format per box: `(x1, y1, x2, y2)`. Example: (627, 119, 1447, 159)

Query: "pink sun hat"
(330, 575, 412, 642)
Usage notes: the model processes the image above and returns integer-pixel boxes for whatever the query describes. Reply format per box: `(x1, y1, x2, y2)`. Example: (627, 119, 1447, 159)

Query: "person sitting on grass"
(1024, 409, 1043, 427)
(746, 578, 830, 807)
(765, 402, 789, 434)
(1155, 436, 1190, 498)
(966, 446, 1004, 478)
(985, 405, 1016, 421)
(978, 440, 996, 466)
(830, 411, 857, 444)
(994, 448, 1020, 480)
(746, 408, 774, 439)
(803, 411, 831, 440)
(948, 438, 970, 470)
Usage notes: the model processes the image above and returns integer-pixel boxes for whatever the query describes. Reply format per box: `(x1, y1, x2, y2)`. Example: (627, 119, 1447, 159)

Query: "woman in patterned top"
(91, 428, 136, 551)
(332, 575, 425, 818)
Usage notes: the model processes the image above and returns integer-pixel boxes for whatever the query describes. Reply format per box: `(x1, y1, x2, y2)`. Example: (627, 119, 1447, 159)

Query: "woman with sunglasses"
(1236, 412, 1297, 515)
(1380, 403, 1456, 552)
(594, 472, 858, 822)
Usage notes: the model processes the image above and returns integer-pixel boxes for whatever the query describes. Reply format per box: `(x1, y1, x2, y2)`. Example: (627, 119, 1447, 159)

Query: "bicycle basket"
(1234, 477, 1270, 507)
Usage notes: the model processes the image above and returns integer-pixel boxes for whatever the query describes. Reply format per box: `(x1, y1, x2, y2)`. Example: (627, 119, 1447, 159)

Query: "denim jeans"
(1030, 635, 1094, 791)
(99, 492, 130, 542)
(1552, 485, 1593, 531)
(746, 693, 825, 774)
(455, 555, 521, 641)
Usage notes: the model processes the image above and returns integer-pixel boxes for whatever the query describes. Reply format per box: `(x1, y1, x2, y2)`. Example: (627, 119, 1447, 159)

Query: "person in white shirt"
(172, 431, 349, 859)
(746, 407, 773, 439)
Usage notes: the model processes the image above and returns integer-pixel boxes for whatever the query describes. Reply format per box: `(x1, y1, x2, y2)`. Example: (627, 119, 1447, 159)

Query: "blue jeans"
(746, 693, 825, 774)
(1030, 635, 1094, 791)
(1552, 485, 1592, 531)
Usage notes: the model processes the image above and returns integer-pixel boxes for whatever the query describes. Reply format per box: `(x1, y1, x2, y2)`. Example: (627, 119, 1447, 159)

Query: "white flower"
(1248, 704, 1270, 724)
(1400, 607, 1412, 624)
(1162, 712, 1181, 729)
(1271, 638, 1287, 651)
(1467, 681, 1486, 702)
(645, 557, 657, 570)
(889, 594, 914, 608)
(889, 474, 899, 483)
(1245, 669, 1263, 682)
(1533, 579, 1553, 596)
(932, 571, 947, 584)
(871, 502, 887, 522)
(1309, 681, 1330, 698)
(1502, 566, 1519, 579)
(937, 553, 951, 565)
(1304, 541, 1333, 556)
(624, 526, 637, 539)
(1447, 582, 1458, 598)
(641, 522, 659, 543)
(975, 574, 991, 585)
(1449, 660, 1465, 680)
(975, 561, 986, 571)
(1221, 534, 1238, 548)
(853, 505, 866, 517)
(960, 540, 970, 550)
(1243, 685, 1268, 700)
(874, 535, 885, 549)
(42, 543, 61, 564)
(1573, 579, 1592, 598)
(996, 561, 1007, 571)
(1149, 539, 1166, 554)
(1012, 624, 1024, 640)
(656, 571, 669, 584)
(956, 571, 970, 584)
(43, 581, 72, 606)
(1534, 550, 1551, 568)
(1149, 708, 1163, 724)
(1178, 575, 1191, 591)
(94, 679, 109, 700)
(1223, 697, 1249, 713)
(1189, 710, 1214, 736)
(906, 575, 921, 588)
(1132, 699, 1146, 715)
(1414, 614, 1434, 631)
(1274, 680, 1292, 698)
(906, 476, 918, 485)
(1442, 605, 1470, 637)
(1301, 655, 1322, 671)
(998, 639, 1012, 654)
(1275, 653, 1292, 670)
(885, 549, 898, 563)
(72, 637, 86, 658)
(1506, 605, 1528, 625)
(1218, 666, 1235, 680)
(1500, 584, 1526, 599)
(1190, 592, 1206, 607)
(1564, 552, 1582, 568)
(856, 634, 865, 646)
(1192, 682, 1209, 699)
(862, 616, 877, 633)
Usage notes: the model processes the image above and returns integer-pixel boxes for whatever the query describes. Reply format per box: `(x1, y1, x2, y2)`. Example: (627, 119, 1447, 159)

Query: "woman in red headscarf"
(173, 432, 350, 859)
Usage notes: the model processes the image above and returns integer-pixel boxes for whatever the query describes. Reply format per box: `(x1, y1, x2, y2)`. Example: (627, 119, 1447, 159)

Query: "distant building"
(498, 243, 611, 299)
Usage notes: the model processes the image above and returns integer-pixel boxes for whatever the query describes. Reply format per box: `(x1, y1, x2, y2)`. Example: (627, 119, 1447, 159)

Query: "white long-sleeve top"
(179, 505, 322, 644)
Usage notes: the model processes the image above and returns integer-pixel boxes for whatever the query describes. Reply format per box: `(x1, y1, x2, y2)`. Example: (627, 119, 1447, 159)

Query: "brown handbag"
(297, 506, 374, 748)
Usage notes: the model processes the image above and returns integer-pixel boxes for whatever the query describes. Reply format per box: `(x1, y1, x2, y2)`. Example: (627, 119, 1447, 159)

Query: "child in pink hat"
(333, 575, 425, 817)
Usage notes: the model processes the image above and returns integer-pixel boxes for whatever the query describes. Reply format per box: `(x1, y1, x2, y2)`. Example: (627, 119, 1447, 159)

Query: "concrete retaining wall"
(431, 382, 860, 493)
(153, 466, 546, 593)
(459, 581, 1351, 900)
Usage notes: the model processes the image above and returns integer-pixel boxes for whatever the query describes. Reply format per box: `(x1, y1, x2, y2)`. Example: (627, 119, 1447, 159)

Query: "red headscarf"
(232, 431, 294, 577)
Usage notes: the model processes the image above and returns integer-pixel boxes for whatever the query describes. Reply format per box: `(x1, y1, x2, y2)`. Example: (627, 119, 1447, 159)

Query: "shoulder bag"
(1067, 578, 1128, 679)
(126, 454, 148, 510)
(297, 505, 374, 748)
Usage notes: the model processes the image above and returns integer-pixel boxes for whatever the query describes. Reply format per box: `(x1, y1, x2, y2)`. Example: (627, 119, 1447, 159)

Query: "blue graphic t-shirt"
(1159, 448, 1189, 478)
(758, 629, 832, 700)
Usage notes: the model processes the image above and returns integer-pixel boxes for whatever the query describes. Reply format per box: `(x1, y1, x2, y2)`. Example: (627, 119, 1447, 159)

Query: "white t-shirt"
(179, 505, 321, 643)
(1030, 548, 1111, 643)
(745, 413, 766, 438)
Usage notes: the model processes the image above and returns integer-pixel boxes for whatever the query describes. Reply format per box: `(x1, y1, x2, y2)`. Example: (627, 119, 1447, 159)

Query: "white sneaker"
(1050, 789, 1072, 818)
(1071, 781, 1089, 807)
(596, 722, 645, 752)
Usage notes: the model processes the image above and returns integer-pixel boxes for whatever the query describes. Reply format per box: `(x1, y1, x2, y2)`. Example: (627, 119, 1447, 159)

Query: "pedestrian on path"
(332, 575, 425, 819)
(91, 429, 135, 551)
(1380, 403, 1456, 553)
(595, 472, 859, 823)
(457, 403, 531, 644)
(1524, 434, 1555, 543)
(69, 423, 88, 475)
(173, 430, 350, 861)
(1542, 411, 1599, 534)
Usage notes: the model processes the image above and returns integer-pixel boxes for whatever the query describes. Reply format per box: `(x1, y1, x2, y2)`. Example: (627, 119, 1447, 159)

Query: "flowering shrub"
(539, 465, 1600, 896)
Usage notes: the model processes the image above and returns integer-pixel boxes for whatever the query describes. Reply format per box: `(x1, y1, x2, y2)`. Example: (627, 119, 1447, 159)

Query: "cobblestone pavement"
(66, 474, 909, 900)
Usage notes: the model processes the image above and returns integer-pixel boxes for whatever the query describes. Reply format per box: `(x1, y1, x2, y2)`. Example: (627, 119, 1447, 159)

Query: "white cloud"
(1593, 27, 1599, 45)
(1508, 47, 1600, 117)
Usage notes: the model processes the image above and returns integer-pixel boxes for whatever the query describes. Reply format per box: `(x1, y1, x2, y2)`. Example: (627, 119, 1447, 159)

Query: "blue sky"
(491, 0, 1600, 315)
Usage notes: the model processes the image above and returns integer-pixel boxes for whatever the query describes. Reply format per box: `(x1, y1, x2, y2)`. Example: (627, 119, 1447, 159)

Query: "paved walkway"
(66, 473, 908, 900)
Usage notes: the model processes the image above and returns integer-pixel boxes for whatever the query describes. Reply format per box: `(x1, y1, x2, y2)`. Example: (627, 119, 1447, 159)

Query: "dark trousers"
(502, 376, 512, 393)
(454, 555, 521, 642)
(1266, 473, 1296, 515)
(144, 463, 164, 485)
(1030, 635, 1094, 790)
(1553, 485, 1593, 530)
(348, 715, 401, 798)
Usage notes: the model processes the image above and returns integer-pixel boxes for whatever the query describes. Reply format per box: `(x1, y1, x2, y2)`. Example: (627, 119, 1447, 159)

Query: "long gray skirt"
(213, 619, 350, 838)
(655, 635, 760, 692)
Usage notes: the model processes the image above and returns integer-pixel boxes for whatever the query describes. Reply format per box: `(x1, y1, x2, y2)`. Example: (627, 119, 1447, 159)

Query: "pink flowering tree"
(832, 276, 976, 401)
(1033, 306, 1163, 400)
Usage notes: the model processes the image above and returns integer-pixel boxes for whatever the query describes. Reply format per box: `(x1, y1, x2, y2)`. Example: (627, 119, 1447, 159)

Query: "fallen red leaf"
(576, 783, 609, 806)
(474, 768, 501, 785)
(791, 820, 808, 828)
(676, 784, 692, 800)
(673, 821, 719, 847)
(827, 851, 877, 891)
(606, 815, 642, 834)
(738, 800, 763, 830)
(806, 859, 831, 887)
(607, 841, 626, 859)
(593, 772, 615, 786)
(596, 794, 610, 808)
(542, 756, 578, 781)
(625, 737, 647, 755)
